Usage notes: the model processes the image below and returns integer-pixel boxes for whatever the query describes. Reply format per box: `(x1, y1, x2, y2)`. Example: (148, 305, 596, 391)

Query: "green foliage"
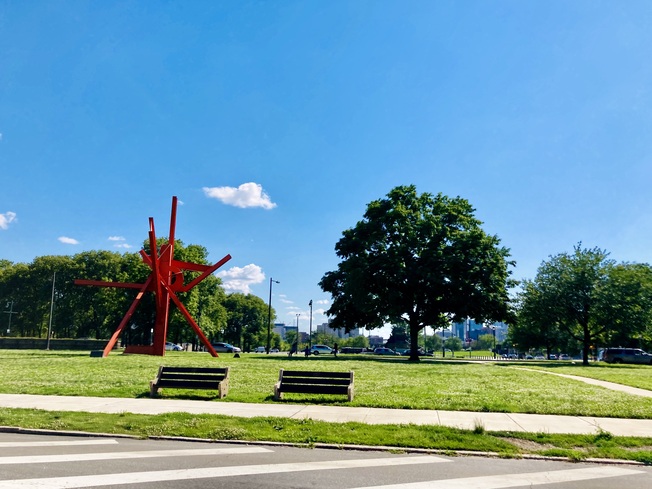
(445, 336, 463, 351)
(475, 334, 495, 351)
(341, 334, 370, 349)
(0, 241, 241, 346)
(423, 333, 442, 352)
(320, 185, 514, 361)
(385, 323, 410, 351)
(222, 293, 270, 350)
(514, 245, 652, 364)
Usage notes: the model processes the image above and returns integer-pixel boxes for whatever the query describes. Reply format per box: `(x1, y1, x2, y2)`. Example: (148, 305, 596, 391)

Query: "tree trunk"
(409, 320, 421, 362)
(582, 322, 590, 366)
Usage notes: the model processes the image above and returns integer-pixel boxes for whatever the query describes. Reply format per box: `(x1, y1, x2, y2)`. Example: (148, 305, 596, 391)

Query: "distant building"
(452, 318, 484, 342)
(451, 319, 508, 343)
(315, 320, 362, 339)
(273, 323, 297, 340)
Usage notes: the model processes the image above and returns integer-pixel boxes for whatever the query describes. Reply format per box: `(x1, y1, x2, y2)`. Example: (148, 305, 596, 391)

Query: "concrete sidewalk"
(1, 393, 652, 437)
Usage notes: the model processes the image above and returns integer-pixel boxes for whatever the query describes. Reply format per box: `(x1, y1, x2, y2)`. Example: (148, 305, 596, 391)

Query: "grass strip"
(1, 407, 652, 463)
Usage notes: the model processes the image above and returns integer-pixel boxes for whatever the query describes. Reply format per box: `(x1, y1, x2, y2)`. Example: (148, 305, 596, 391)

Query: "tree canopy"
(0, 243, 274, 349)
(319, 185, 515, 361)
(514, 245, 652, 365)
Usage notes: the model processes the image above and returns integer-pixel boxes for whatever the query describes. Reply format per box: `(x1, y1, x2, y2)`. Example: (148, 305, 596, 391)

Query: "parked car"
(602, 348, 652, 364)
(211, 342, 241, 353)
(401, 349, 433, 357)
(253, 346, 266, 353)
(310, 345, 333, 355)
(270, 348, 280, 353)
(373, 347, 397, 355)
(165, 342, 182, 351)
(559, 353, 571, 361)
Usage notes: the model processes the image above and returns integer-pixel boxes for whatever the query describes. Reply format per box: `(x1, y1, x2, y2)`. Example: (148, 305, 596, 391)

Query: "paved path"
(515, 367, 652, 397)
(2, 393, 652, 437)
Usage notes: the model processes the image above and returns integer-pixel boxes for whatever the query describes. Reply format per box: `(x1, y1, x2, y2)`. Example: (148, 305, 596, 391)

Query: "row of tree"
(511, 245, 652, 364)
(318, 185, 652, 364)
(0, 242, 278, 351)
(4, 186, 652, 364)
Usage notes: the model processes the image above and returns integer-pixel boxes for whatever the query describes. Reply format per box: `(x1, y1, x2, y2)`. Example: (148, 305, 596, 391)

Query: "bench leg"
(149, 381, 160, 398)
(274, 383, 283, 401)
(348, 385, 354, 402)
(218, 380, 228, 399)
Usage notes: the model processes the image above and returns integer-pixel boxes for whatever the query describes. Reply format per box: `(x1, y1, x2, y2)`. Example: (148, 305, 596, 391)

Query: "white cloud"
(0, 211, 16, 230)
(316, 299, 329, 305)
(58, 236, 79, 245)
(216, 263, 265, 293)
(114, 243, 132, 249)
(203, 182, 277, 209)
(108, 236, 125, 241)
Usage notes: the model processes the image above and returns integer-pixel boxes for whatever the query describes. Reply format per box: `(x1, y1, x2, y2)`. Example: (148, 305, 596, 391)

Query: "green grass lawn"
(2, 349, 652, 462)
(2, 349, 652, 419)
(519, 362, 652, 391)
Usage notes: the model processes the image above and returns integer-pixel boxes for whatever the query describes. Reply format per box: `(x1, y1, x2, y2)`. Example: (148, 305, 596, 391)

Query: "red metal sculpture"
(75, 196, 231, 357)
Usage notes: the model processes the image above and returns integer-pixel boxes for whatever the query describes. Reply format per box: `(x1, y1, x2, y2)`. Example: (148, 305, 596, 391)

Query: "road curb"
(0, 425, 646, 467)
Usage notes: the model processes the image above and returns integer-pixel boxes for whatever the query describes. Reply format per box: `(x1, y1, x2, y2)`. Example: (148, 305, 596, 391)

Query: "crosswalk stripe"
(353, 466, 645, 489)
(0, 439, 119, 448)
(0, 455, 448, 488)
(0, 446, 272, 465)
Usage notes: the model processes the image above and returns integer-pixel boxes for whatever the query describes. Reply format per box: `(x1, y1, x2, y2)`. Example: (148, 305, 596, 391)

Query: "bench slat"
(158, 367, 228, 374)
(281, 370, 351, 378)
(150, 366, 229, 399)
(159, 373, 227, 382)
(280, 377, 351, 386)
(279, 384, 349, 395)
(156, 379, 223, 390)
(274, 369, 354, 401)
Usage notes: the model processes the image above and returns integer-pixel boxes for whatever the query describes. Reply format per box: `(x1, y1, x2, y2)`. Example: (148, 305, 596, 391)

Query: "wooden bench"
(150, 366, 230, 399)
(274, 369, 354, 401)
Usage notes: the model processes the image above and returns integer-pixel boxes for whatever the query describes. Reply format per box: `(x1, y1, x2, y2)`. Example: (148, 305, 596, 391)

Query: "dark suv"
(602, 348, 652, 364)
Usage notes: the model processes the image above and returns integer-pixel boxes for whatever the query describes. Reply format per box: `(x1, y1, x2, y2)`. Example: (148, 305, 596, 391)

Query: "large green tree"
(319, 185, 515, 361)
(223, 293, 270, 351)
(515, 245, 652, 365)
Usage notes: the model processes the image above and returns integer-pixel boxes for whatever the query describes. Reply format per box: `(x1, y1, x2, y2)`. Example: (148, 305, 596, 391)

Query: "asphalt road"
(0, 432, 650, 488)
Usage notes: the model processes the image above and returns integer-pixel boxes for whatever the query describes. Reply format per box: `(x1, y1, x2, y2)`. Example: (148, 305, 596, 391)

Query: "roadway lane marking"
(0, 455, 448, 487)
(0, 439, 119, 448)
(354, 466, 645, 488)
(0, 446, 272, 465)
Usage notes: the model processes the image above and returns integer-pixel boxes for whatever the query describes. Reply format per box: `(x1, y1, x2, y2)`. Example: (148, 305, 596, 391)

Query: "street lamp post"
(492, 325, 497, 359)
(266, 277, 279, 354)
(308, 300, 313, 349)
(46, 272, 56, 350)
(4, 301, 17, 335)
(296, 313, 300, 344)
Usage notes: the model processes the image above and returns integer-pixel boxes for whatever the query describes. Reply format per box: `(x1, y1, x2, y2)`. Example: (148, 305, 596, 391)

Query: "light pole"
(46, 272, 56, 350)
(266, 277, 279, 354)
(4, 301, 17, 335)
(492, 325, 497, 359)
(296, 313, 300, 343)
(308, 300, 313, 348)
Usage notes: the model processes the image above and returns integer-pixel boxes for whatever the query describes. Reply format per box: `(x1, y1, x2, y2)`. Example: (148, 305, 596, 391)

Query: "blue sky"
(2, 1, 652, 338)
